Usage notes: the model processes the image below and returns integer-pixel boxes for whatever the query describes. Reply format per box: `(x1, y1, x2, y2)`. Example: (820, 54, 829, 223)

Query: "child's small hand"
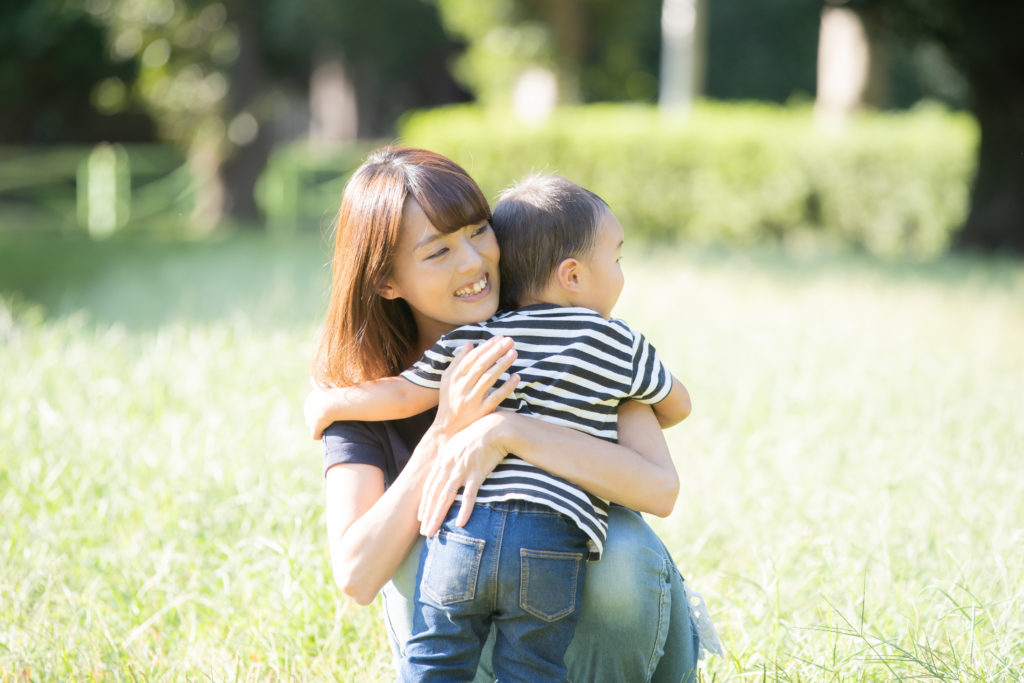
(304, 378, 342, 440)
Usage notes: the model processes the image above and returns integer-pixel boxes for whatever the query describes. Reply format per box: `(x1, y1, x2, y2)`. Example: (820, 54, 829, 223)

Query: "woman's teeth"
(455, 276, 487, 297)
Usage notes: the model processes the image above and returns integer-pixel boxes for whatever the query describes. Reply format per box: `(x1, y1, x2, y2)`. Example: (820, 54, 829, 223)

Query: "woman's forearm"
(488, 403, 680, 516)
(325, 428, 445, 604)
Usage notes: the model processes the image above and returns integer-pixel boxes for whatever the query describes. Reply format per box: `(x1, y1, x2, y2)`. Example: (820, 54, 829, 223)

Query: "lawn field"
(2, 235, 1022, 681)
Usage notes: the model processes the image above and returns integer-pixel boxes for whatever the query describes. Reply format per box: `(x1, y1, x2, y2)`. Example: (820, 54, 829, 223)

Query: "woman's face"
(381, 198, 500, 346)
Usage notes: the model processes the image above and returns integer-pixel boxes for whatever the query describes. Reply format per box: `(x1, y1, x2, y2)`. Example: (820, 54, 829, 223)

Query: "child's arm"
(305, 377, 439, 439)
(651, 375, 692, 429)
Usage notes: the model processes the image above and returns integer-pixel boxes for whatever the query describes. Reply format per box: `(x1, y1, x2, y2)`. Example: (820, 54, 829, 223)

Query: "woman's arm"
(324, 336, 519, 604)
(324, 426, 446, 605)
(418, 400, 681, 534)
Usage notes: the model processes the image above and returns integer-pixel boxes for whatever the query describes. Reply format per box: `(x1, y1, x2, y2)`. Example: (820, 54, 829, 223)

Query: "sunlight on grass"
(623, 248, 1024, 681)
(1, 237, 1022, 680)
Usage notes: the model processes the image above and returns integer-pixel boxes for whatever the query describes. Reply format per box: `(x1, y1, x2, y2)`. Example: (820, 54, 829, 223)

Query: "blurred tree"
(435, 0, 556, 108)
(85, 0, 462, 229)
(814, 1, 880, 130)
(706, 0, 821, 103)
(0, 0, 154, 143)
(863, 0, 1024, 252)
(84, 0, 248, 229)
(659, 0, 708, 115)
(582, 1, 661, 102)
(264, 0, 464, 138)
(435, 0, 664, 108)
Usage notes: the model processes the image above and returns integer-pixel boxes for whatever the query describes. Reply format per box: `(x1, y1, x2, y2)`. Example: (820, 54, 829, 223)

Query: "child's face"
(576, 210, 625, 318)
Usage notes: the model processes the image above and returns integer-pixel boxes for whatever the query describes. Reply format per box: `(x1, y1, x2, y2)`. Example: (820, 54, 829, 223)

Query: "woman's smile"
(454, 273, 491, 299)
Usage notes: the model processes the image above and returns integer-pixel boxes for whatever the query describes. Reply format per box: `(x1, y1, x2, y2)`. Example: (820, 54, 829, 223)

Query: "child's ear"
(556, 258, 583, 292)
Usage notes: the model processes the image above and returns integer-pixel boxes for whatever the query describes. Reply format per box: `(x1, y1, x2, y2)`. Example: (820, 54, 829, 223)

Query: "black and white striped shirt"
(401, 304, 673, 559)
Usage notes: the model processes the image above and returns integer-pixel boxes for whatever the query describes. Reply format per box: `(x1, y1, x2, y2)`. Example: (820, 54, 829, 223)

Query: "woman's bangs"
(414, 170, 491, 234)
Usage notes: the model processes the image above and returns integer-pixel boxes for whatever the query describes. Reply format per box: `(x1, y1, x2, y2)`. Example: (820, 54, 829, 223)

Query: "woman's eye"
(426, 247, 449, 260)
(471, 223, 490, 238)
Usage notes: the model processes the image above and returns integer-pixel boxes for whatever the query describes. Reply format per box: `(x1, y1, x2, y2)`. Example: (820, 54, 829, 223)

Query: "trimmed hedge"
(396, 102, 977, 256)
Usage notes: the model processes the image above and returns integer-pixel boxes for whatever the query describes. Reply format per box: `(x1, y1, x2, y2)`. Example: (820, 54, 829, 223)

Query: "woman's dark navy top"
(321, 409, 437, 487)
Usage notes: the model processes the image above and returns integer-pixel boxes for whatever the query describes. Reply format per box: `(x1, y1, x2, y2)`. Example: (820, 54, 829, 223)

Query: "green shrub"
(395, 102, 976, 256)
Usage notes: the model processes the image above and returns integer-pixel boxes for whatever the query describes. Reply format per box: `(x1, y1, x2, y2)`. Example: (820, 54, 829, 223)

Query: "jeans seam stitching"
(644, 557, 672, 681)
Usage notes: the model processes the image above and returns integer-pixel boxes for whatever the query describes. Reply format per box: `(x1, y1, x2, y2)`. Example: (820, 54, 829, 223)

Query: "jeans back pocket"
(519, 549, 584, 622)
(420, 530, 485, 606)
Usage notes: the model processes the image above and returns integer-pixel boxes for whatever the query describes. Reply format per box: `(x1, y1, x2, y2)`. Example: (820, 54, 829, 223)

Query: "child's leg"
(489, 504, 589, 683)
(400, 503, 496, 682)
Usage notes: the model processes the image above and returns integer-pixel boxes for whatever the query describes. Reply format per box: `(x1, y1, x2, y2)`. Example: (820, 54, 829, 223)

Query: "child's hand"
(304, 378, 343, 440)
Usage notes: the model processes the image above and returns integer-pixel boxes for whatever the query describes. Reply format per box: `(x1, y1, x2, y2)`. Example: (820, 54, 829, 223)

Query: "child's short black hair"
(492, 174, 609, 311)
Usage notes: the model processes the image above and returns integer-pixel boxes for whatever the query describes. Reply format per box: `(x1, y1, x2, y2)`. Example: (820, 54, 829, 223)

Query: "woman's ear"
(556, 258, 583, 292)
(378, 280, 400, 300)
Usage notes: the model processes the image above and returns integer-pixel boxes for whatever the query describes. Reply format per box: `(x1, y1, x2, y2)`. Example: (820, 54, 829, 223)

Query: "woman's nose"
(454, 235, 484, 273)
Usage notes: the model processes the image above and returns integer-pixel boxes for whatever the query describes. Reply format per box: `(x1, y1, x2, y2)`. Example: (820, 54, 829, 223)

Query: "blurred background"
(3, 1, 1023, 680)
(1, 0, 1020, 253)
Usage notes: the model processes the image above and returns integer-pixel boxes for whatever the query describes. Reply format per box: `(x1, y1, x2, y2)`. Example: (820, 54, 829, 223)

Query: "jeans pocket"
(519, 549, 584, 622)
(420, 530, 485, 606)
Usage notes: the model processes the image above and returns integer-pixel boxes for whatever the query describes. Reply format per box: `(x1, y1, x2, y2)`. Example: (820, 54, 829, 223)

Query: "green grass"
(2, 234, 1022, 680)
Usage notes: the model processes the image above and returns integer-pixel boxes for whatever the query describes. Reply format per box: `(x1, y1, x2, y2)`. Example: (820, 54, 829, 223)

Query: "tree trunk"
(310, 56, 358, 144)
(868, 0, 1024, 254)
(219, 6, 269, 226)
(815, 5, 872, 130)
(659, 0, 707, 115)
(536, 0, 585, 103)
(954, 63, 1024, 252)
(188, 135, 226, 234)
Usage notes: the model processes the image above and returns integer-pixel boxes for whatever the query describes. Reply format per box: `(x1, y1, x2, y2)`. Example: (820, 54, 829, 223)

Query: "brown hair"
(492, 174, 608, 311)
(313, 147, 491, 386)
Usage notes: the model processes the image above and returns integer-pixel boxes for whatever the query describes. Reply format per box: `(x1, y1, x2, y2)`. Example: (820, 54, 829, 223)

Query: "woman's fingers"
(454, 477, 481, 527)
(420, 484, 458, 537)
(418, 461, 445, 524)
(447, 341, 473, 371)
(418, 456, 458, 536)
(471, 347, 517, 398)
(458, 336, 514, 387)
(482, 374, 519, 412)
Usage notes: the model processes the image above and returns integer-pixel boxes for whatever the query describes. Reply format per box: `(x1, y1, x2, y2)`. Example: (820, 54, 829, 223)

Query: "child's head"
(492, 174, 624, 318)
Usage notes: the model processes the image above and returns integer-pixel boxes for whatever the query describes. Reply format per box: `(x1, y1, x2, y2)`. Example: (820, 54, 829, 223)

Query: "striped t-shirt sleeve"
(400, 339, 457, 389)
(627, 328, 674, 404)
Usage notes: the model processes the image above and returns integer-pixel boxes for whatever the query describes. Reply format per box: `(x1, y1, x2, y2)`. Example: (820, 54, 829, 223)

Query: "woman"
(309, 146, 704, 681)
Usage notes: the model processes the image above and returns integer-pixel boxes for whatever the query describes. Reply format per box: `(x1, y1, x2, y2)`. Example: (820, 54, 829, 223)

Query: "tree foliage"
(0, 0, 150, 143)
(435, 0, 662, 105)
(860, 0, 1024, 252)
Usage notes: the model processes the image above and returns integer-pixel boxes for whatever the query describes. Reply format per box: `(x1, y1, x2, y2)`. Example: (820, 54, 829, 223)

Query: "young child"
(311, 175, 691, 681)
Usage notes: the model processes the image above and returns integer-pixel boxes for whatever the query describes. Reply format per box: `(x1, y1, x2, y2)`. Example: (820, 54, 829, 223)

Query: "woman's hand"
(418, 412, 510, 536)
(433, 336, 520, 437)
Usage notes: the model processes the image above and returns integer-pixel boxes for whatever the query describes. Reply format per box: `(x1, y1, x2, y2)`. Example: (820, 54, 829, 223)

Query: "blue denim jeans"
(399, 500, 589, 682)
(384, 505, 699, 683)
